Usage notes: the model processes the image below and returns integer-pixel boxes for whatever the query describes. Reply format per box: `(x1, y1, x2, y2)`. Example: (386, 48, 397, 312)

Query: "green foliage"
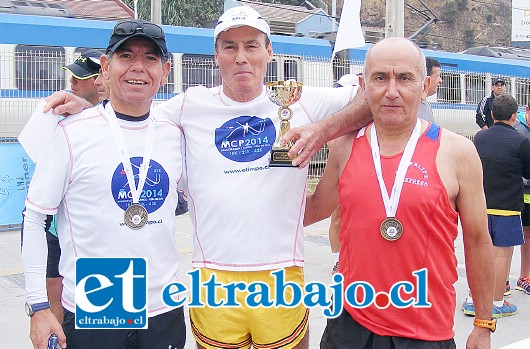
(163, 0, 223, 27)
(122, 0, 307, 27)
(122, 0, 148, 20)
(122, 0, 223, 27)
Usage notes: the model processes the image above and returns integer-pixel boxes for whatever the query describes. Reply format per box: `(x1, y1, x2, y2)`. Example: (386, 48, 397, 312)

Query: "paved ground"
(1, 215, 529, 348)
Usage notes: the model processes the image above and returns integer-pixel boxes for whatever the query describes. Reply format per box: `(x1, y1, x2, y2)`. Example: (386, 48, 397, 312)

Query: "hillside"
(328, 0, 512, 52)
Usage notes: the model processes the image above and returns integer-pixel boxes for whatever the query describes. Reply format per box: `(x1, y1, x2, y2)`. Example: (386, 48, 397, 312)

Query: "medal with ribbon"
(370, 119, 421, 241)
(106, 103, 155, 230)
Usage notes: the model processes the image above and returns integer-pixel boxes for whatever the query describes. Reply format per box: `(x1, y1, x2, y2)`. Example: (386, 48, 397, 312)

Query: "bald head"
(359, 37, 429, 126)
(364, 38, 427, 82)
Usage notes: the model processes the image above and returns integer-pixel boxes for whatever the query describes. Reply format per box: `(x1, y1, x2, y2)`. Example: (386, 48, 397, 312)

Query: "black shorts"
(522, 203, 530, 227)
(46, 230, 61, 278)
(320, 310, 456, 349)
(62, 307, 186, 349)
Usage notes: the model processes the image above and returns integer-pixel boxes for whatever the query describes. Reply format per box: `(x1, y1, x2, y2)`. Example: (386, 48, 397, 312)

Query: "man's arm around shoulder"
(43, 90, 92, 116)
(283, 89, 372, 168)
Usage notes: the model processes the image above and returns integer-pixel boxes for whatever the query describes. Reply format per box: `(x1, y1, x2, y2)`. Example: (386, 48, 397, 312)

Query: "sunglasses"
(113, 21, 164, 39)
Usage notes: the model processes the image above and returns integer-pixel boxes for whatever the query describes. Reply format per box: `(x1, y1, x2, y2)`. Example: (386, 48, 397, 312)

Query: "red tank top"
(338, 123, 458, 340)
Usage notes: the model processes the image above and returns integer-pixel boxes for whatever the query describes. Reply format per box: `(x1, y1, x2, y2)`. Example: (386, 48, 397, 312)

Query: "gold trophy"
(266, 80, 303, 167)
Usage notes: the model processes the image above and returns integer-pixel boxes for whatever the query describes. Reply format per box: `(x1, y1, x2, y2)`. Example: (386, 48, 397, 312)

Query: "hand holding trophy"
(266, 80, 303, 167)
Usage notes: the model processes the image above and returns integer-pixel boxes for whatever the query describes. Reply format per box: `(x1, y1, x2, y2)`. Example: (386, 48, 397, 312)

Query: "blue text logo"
(111, 158, 170, 214)
(75, 258, 147, 329)
(215, 116, 275, 162)
(161, 268, 430, 319)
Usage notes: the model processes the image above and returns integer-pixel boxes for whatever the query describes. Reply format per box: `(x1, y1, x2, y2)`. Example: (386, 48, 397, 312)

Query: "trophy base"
(270, 149, 297, 168)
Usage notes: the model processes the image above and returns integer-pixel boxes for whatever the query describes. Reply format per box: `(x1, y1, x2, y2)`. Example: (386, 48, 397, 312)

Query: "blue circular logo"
(215, 116, 276, 162)
(111, 157, 170, 213)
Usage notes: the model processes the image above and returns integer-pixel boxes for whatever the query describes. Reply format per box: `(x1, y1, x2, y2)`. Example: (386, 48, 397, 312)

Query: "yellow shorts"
(190, 267, 309, 349)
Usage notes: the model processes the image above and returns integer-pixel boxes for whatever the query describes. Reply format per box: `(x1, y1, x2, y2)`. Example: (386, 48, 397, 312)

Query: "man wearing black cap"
(476, 77, 507, 129)
(22, 19, 185, 349)
(62, 50, 103, 106)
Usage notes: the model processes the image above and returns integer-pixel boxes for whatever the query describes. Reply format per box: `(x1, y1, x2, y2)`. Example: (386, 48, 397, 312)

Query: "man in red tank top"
(304, 37, 495, 349)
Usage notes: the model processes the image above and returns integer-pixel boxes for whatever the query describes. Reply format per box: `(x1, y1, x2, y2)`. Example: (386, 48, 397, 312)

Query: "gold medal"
(124, 203, 148, 230)
(380, 217, 403, 241)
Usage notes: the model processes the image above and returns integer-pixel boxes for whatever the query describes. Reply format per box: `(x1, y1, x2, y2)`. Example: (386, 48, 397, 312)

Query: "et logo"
(75, 258, 147, 329)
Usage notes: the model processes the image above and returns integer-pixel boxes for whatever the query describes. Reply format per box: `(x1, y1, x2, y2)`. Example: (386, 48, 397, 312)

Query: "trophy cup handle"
(266, 80, 302, 168)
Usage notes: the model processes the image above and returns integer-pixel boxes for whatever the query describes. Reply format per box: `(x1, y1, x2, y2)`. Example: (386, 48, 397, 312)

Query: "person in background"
(476, 78, 507, 130)
(62, 49, 103, 106)
(175, 191, 188, 216)
(463, 94, 530, 319)
(418, 57, 442, 123)
(93, 67, 110, 102)
(332, 73, 360, 88)
(305, 37, 495, 349)
(513, 101, 530, 295)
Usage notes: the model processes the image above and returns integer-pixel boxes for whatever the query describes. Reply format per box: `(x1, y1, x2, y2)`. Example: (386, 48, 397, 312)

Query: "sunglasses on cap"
(113, 20, 164, 39)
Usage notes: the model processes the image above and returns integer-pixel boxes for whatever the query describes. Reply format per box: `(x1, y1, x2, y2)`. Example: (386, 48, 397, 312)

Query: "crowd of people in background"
(473, 78, 530, 303)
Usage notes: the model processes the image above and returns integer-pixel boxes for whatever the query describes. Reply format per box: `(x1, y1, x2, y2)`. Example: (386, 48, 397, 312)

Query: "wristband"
(474, 317, 496, 333)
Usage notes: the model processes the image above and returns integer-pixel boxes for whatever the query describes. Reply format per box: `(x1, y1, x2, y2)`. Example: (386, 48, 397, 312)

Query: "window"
(465, 74, 486, 104)
(265, 59, 278, 83)
(181, 54, 219, 91)
(265, 56, 300, 83)
(438, 72, 461, 103)
(15, 45, 65, 91)
(333, 56, 350, 82)
(283, 59, 298, 81)
(515, 78, 530, 106)
(159, 55, 175, 94)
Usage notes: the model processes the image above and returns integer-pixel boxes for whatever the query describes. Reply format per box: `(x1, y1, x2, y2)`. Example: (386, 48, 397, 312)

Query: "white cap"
(332, 74, 360, 88)
(214, 6, 270, 42)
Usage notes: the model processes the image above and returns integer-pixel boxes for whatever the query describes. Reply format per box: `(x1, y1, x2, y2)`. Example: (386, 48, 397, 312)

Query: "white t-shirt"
(23, 103, 185, 316)
(156, 85, 355, 271)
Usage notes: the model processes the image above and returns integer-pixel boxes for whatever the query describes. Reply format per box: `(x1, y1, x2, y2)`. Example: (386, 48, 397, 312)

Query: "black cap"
(62, 49, 102, 79)
(106, 19, 167, 57)
(493, 77, 505, 85)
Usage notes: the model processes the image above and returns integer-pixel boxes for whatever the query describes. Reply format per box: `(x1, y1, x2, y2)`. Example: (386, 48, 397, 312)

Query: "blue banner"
(0, 143, 35, 226)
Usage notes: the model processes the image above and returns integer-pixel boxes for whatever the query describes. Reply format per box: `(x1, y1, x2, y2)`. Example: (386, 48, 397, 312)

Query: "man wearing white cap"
(156, 6, 370, 349)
